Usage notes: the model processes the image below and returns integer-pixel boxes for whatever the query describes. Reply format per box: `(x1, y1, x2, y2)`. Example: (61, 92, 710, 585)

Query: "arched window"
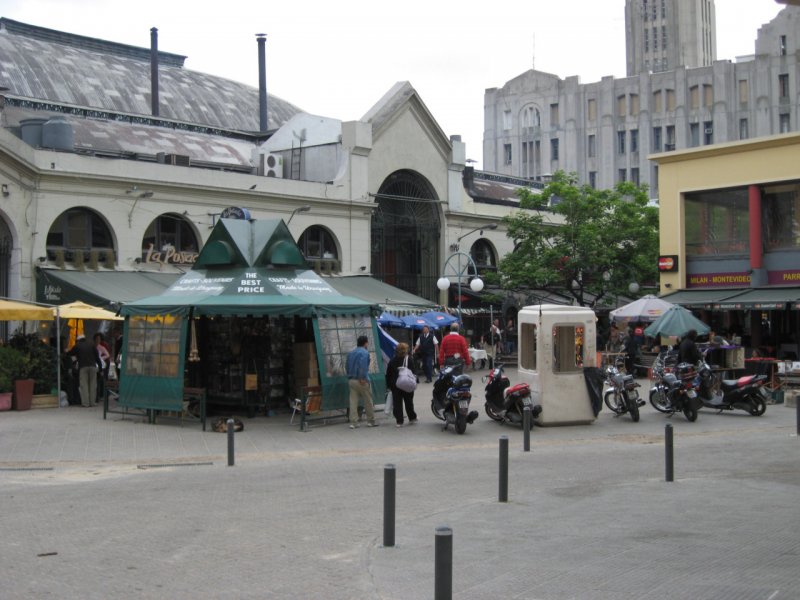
(470, 239, 496, 273)
(141, 214, 200, 266)
(299, 226, 340, 273)
(46, 208, 114, 266)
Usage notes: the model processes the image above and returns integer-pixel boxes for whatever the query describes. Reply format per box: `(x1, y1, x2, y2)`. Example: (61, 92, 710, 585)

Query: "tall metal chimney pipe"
(150, 27, 160, 117)
(256, 33, 268, 133)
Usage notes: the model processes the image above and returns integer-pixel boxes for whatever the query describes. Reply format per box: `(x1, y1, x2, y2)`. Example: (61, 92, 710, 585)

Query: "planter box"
(13, 379, 35, 411)
(0, 392, 11, 411)
(31, 394, 59, 409)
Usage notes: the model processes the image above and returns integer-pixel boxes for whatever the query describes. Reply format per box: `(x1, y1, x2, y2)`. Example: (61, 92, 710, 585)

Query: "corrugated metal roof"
(0, 18, 300, 132)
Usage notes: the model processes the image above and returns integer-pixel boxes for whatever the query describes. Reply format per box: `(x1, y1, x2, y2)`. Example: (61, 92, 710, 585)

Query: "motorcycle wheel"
(455, 412, 467, 434)
(625, 392, 640, 422)
(649, 387, 672, 414)
(604, 390, 624, 415)
(430, 401, 445, 421)
(484, 402, 504, 422)
(748, 396, 767, 417)
(683, 405, 698, 422)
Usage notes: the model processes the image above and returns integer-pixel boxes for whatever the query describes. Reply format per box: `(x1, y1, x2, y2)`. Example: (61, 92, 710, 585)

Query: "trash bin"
(13, 379, 34, 411)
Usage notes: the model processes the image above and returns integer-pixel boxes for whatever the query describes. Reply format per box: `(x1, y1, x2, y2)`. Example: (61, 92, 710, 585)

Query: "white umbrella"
(610, 295, 675, 323)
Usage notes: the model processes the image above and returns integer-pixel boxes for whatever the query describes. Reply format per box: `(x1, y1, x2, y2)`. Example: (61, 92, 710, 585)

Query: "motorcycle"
(483, 363, 542, 426)
(649, 355, 702, 422)
(431, 360, 479, 434)
(695, 350, 768, 416)
(603, 360, 644, 422)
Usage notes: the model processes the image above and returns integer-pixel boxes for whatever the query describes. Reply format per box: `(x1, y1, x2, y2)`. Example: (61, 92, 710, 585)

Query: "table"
(469, 348, 488, 369)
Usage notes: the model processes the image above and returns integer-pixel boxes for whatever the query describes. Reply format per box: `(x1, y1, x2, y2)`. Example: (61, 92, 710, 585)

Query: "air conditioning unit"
(261, 152, 284, 178)
(164, 153, 191, 167)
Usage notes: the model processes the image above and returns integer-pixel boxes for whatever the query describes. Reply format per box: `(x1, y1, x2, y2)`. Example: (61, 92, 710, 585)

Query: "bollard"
(523, 406, 531, 452)
(383, 464, 396, 548)
(665, 423, 673, 482)
(499, 435, 509, 502)
(227, 418, 235, 467)
(796, 398, 799, 437)
(434, 526, 453, 600)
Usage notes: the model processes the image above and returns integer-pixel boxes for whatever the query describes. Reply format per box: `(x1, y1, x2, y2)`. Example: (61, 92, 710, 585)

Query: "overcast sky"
(2, 0, 785, 168)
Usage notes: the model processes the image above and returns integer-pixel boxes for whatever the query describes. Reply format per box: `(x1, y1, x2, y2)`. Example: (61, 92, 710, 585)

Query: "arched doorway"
(371, 170, 441, 302)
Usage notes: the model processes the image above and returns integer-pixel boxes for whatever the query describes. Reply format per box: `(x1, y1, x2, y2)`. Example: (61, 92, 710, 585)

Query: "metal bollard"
(227, 418, 235, 467)
(796, 398, 799, 437)
(665, 423, 673, 482)
(499, 435, 509, 502)
(435, 526, 453, 600)
(523, 406, 531, 452)
(383, 464, 396, 547)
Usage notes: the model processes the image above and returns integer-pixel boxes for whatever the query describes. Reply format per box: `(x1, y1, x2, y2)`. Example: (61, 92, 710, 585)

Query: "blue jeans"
(421, 353, 434, 382)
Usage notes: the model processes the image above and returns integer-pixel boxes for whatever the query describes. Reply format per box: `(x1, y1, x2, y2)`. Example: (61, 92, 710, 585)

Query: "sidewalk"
(1, 369, 798, 599)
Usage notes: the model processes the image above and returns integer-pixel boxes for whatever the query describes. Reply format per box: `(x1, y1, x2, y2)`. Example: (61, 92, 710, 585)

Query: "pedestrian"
(93, 332, 111, 402)
(484, 319, 502, 370)
(386, 342, 419, 427)
(345, 335, 378, 429)
(623, 325, 641, 375)
(678, 329, 702, 365)
(439, 323, 471, 369)
(413, 324, 438, 383)
(67, 334, 102, 407)
(504, 318, 517, 355)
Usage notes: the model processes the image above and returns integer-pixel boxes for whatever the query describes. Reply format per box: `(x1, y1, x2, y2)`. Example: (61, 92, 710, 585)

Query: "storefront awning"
(659, 288, 747, 310)
(713, 287, 800, 311)
(324, 275, 437, 315)
(36, 268, 181, 309)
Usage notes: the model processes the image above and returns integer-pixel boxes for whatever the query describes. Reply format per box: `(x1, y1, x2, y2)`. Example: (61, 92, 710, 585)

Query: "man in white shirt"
(413, 325, 439, 383)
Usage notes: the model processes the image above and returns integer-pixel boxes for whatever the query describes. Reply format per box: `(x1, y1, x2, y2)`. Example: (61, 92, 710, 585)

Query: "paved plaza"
(1, 371, 798, 599)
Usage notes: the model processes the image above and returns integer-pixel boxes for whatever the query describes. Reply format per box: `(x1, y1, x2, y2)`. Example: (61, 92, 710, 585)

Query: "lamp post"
(437, 252, 485, 325)
(287, 204, 311, 224)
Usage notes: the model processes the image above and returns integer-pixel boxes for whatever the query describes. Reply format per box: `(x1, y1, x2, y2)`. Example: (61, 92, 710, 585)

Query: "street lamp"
(450, 223, 497, 252)
(437, 252, 485, 325)
(287, 204, 311, 224)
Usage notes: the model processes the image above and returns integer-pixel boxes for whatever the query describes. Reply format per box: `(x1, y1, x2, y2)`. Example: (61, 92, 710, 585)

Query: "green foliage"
(8, 333, 58, 394)
(0, 345, 26, 393)
(498, 171, 659, 307)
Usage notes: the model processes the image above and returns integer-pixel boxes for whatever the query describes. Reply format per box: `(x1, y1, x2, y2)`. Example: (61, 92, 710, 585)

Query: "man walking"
(413, 325, 438, 383)
(345, 335, 378, 429)
(439, 323, 471, 369)
(68, 334, 102, 407)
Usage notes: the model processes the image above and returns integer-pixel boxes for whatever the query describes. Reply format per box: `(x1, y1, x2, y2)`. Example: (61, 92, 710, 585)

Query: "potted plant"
(8, 333, 57, 410)
(0, 345, 26, 411)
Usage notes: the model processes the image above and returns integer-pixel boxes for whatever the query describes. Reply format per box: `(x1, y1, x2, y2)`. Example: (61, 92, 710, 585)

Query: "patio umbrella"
(400, 314, 436, 330)
(610, 295, 675, 323)
(53, 301, 122, 321)
(377, 311, 406, 328)
(643, 305, 710, 338)
(0, 298, 53, 320)
(419, 311, 459, 328)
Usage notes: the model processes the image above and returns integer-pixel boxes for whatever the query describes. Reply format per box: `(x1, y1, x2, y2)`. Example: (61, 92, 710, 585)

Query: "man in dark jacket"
(68, 335, 102, 407)
(678, 329, 702, 365)
(413, 325, 439, 383)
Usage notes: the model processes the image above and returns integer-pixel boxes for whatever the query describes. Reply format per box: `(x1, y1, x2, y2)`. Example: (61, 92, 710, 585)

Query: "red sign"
(658, 255, 678, 272)
(767, 269, 800, 285)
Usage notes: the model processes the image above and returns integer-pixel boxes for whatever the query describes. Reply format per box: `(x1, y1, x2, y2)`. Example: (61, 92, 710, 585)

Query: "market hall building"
(652, 132, 800, 361)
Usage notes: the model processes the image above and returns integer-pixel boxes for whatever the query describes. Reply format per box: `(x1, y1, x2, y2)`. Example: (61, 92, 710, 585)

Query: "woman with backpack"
(385, 343, 419, 428)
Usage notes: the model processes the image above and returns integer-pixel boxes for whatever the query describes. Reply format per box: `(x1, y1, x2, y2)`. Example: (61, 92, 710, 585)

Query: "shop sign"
(142, 244, 199, 266)
(767, 269, 800, 285)
(657, 255, 679, 272)
(220, 206, 251, 220)
(41, 283, 62, 302)
(687, 272, 750, 288)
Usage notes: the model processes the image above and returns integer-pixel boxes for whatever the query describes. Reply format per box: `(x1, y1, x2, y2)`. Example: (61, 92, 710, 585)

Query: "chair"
(289, 386, 323, 429)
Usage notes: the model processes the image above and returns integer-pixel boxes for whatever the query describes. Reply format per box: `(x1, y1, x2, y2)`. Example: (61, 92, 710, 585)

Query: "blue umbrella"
(419, 311, 459, 328)
(377, 311, 405, 328)
(400, 314, 436, 330)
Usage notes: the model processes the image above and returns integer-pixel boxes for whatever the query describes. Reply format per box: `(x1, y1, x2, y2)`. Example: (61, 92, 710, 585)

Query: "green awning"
(713, 287, 800, 310)
(36, 268, 181, 309)
(323, 275, 436, 315)
(659, 288, 747, 310)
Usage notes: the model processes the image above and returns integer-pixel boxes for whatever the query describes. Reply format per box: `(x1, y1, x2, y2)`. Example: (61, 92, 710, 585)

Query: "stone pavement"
(1, 369, 798, 599)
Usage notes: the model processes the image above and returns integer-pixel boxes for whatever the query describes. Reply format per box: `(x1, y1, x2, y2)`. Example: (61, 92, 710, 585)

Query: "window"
(550, 103, 559, 126)
(690, 85, 699, 109)
(652, 27, 658, 51)
(704, 121, 713, 145)
(587, 98, 596, 121)
(631, 168, 640, 185)
(299, 226, 338, 260)
(661, 0, 666, 17)
(46, 208, 114, 263)
(470, 239, 496, 272)
(629, 94, 639, 116)
(617, 130, 626, 154)
(587, 134, 596, 158)
(739, 118, 749, 140)
(690, 123, 699, 147)
(703, 84, 713, 107)
(520, 323, 537, 371)
(589, 171, 597, 189)
(630, 129, 639, 153)
(617, 95, 626, 118)
(522, 106, 539, 132)
(652, 126, 662, 151)
(779, 74, 789, 100)
(550, 138, 559, 160)
(652, 165, 659, 191)
(645, 28, 649, 52)
(662, 25, 667, 50)
(642, 0, 648, 21)
(141, 214, 199, 265)
(653, 90, 662, 113)
(503, 110, 512, 131)
(125, 314, 184, 378)
(780, 35, 787, 56)
(780, 113, 790, 133)
(762, 182, 800, 251)
(618, 169, 627, 183)
(503, 143, 512, 165)
(738, 79, 749, 105)
(666, 89, 675, 111)
(552, 325, 584, 373)
(318, 315, 380, 378)
(685, 188, 750, 256)
(665, 125, 675, 150)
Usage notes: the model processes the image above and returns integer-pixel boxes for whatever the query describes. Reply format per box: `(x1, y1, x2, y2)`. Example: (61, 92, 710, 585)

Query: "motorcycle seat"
(721, 375, 757, 390)
(504, 382, 530, 399)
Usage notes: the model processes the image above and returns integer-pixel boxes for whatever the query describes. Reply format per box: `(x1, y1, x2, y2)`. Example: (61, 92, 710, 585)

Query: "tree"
(494, 171, 659, 307)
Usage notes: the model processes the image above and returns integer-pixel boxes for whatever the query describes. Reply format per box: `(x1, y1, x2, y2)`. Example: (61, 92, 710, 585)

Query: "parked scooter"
(649, 356, 702, 422)
(483, 363, 542, 426)
(695, 350, 768, 416)
(603, 359, 644, 422)
(431, 360, 479, 434)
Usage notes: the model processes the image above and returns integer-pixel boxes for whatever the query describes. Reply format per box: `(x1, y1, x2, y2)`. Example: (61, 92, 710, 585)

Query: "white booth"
(517, 304, 598, 426)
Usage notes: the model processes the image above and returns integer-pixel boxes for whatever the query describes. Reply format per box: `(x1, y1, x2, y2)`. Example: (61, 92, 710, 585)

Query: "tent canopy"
(644, 305, 710, 338)
(54, 301, 122, 321)
(36, 268, 180, 308)
(324, 275, 436, 315)
(610, 295, 674, 322)
(0, 298, 53, 320)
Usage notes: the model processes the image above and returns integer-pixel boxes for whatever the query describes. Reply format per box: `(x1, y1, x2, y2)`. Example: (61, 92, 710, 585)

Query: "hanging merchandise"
(188, 318, 201, 362)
